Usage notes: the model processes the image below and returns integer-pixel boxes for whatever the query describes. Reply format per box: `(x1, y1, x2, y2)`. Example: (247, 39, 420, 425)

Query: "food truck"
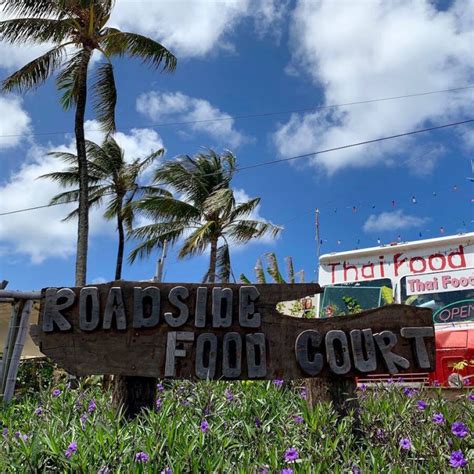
(317, 233, 474, 387)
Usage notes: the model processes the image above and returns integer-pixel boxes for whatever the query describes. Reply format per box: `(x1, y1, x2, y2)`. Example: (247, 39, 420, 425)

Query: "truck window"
(400, 275, 474, 324)
(319, 279, 393, 317)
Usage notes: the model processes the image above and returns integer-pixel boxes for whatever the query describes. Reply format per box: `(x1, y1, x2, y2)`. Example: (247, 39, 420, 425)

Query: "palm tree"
(240, 253, 305, 284)
(0, 0, 176, 285)
(40, 136, 165, 280)
(130, 150, 282, 283)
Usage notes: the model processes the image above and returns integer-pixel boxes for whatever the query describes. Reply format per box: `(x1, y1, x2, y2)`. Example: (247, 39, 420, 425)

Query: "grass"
(0, 375, 473, 472)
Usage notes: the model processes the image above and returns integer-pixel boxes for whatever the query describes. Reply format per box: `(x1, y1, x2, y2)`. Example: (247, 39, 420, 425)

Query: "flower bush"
(0, 379, 473, 472)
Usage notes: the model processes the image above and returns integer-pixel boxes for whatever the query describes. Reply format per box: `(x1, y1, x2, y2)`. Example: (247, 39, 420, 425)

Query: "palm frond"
(228, 197, 260, 221)
(227, 220, 282, 244)
(1, 1, 66, 19)
(2, 44, 68, 92)
(254, 258, 266, 284)
(0, 18, 73, 44)
(101, 30, 176, 72)
(178, 222, 214, 259)
(134, 195, 200, 223)
(56, 48, 92, 109)
(285, 256, 295, 284)
(47, 150, 79, 164)
(239, 273, 252, 284)
(38, 170, 81, 186)
(203, 188, 234, 217)
(265, 252, 285, 284)
(92, 61, 117, 133)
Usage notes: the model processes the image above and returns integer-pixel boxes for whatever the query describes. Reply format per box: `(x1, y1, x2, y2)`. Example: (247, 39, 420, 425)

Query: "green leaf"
(92, 62, 117, 133)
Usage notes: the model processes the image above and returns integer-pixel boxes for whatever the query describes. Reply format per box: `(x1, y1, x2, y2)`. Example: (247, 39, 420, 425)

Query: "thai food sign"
(31, 283, 436, 380)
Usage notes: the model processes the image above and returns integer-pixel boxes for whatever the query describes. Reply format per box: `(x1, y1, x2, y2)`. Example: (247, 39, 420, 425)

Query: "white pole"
(3, 300, 33, 402)
(154, 240, 168, 283)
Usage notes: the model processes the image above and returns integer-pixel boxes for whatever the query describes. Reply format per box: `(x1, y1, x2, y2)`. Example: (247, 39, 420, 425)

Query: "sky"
(0, 0, 473, 291)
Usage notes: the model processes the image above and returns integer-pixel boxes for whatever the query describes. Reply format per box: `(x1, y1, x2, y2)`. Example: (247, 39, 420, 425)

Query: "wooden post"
(3, 300, 33, 402)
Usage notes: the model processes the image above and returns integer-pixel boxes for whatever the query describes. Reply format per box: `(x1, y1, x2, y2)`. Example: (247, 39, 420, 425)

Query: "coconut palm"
(40, 136, 165, 280)
(0, 0, 176, 285)
(240, 253, 305, 284)
(130, 150, 282, 283)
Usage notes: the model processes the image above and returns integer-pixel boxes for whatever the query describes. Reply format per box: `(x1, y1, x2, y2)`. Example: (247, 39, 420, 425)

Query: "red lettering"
(329, 262, 340, 284)
(409, 256, 427, 274)
(343, 261, 359, 282)
(379, 255, 385, 277)
(393, 253, 406, 277)
(460, 277, 469, 287)
(448, 245, 466, 269)
(442, 275, 451, 288)
(361, 263, 375, 279)
(428, 253, 446, 271)
(433, 277, 439, 290)
(408, 279, 418, 293)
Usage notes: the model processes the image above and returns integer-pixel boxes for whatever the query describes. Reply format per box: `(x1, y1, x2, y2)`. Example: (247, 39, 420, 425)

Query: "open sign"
(433, 299, 474, 324)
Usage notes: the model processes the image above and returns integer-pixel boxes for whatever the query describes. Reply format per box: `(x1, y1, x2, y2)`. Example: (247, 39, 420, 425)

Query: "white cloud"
(274, 0, 474, 173)
(136, 91, 249, 147)
(0, 96, 31, 150)
(110, 0, 287, 58)
(0, 126, 165, 263)
(363, 210, 429, 233)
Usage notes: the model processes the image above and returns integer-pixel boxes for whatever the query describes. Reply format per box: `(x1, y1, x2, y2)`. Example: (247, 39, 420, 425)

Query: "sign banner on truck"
(405, 268, 474, 296)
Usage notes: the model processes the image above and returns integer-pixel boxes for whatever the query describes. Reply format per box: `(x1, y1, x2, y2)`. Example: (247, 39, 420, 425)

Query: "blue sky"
(0, 0, 472, 290)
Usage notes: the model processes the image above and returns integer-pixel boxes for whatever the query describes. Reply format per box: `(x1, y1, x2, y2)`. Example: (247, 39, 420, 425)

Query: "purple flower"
(358, 383, 367, 392)
(225, 389, 234, 402)
(88, 399, 96, 414)
(464, 378, 471, 386)
(449, 450, 467, 468)
(200, 419, 209, 433)
(376, 428, 386, 440)
(2, 428, 8, 438)
(80, 413, 87, 430)
(52, 389, 61, 398)
(14, 431, 21, 438)
(402, 387, 417, 398)
(160, 469, 172, 474)
(417, 400, 427, 411)
(433, 413, 445, 424)
(135, 451, 150, 463)
(273, 379, 284, 388)
(300, 387, 307, 400)
(284, 447, 299, 463)
(255, 417, 262, 428)
(432, 379, 441, 387)
(451, 421, 469, 438)
(399, 438, 411, 450)
(155, 398, 162, 411)
(181, 399, 190, 406)
(467, 393, 474, 401)
(98, 468, 109, 474)
(293, 415, 304, 424)
(351, 465, 360, 474)
(280, 470, 293, 474)
(157, 383, 164, 392)
(65, 442, 77, 459)
(34, 407, 43, 416)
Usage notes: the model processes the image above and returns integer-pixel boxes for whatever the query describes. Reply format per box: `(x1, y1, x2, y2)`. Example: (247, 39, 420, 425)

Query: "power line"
(0, 85, 473, 139)
(0, 117, 472, 217)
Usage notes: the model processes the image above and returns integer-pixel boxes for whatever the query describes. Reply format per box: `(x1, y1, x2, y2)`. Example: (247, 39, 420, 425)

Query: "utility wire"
(0, 117, 473, 217)
(0, 85, 472, 139)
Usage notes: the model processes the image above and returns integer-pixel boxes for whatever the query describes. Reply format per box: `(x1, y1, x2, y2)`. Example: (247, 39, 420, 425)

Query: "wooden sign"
(31, 283, 436, 380)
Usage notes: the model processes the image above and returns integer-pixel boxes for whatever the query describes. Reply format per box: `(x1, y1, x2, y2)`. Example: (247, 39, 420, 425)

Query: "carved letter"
(400, 327, 434, 369)
(79, 287, 100, 331)
(43, 288, 74, 332)
(246, 333, 267, 378)
(165, 331, 195, 377)
(350, 329, 377, 372)
(374, 331, 410, 374)
(239, 286, 261, 328)
(325, 330, 351, 375)
(212, 287, 233, 328)
(295, 330, 323, 376)
(164, 286, 189, 327)
(195, 333, 217, 380)
(103, 287, 126, 330)
(222, 332, 242, 378)
(133, 287, 160, 328)
(194, 287, 208, 328)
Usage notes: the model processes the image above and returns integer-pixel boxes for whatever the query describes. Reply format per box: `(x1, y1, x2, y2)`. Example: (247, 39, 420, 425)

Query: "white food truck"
(316, 233, 474, 386)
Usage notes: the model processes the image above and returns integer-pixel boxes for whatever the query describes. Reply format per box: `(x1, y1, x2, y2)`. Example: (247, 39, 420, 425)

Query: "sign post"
(32, 282, 435, 415)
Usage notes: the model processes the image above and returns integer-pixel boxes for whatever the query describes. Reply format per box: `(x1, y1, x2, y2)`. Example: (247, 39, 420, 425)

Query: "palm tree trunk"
(74, 49, 92, 287)
(115, 205, 125, 280)
(208, 235, 218, 283)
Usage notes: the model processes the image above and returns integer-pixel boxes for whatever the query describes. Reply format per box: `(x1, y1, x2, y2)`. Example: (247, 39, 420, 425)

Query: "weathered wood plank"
(33, 282, 435, 380)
